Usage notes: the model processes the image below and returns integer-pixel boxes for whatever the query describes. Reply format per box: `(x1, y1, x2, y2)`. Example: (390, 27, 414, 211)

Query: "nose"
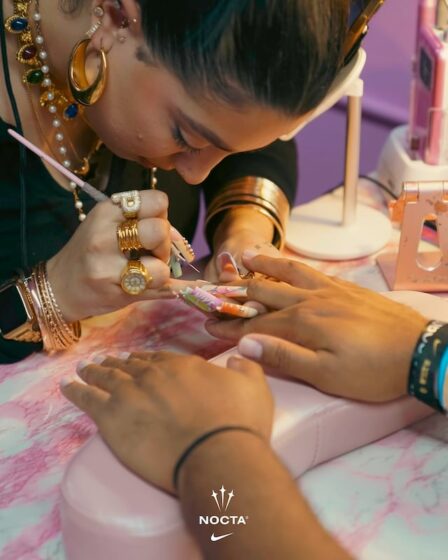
(173, 149, 228, 185)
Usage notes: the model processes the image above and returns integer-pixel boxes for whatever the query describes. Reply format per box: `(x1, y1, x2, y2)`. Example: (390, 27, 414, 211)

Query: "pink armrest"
(61, 291, 448, 559)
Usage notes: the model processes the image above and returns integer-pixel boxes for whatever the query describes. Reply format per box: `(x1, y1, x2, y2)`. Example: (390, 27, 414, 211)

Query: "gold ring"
(117, 219, 143, 254)
(120, 259, 152, 295)
(111, 190, 142, 219)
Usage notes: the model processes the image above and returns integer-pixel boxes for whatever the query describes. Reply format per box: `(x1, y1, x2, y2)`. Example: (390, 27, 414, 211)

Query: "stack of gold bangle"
(205, 177, 290, 250)
(27, 262, 81, 352)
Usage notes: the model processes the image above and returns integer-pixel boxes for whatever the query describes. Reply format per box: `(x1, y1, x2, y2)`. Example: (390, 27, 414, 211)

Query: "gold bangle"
(207, 177, 290, 221)
(205, 202, 286, 250)
(205, 177, 290, 250)
(31, 262, 81, 352)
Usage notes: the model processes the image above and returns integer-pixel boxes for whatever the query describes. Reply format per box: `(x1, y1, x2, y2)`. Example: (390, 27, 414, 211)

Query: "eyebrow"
(176, 109, 235, 153)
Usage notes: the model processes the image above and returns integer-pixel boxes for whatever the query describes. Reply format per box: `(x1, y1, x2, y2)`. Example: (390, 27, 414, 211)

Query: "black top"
(0, 19, 297, 363)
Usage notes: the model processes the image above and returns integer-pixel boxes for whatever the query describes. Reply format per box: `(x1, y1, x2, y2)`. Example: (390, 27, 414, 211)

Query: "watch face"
(121, 270, 147, 295)
(0, 284, 28, 335)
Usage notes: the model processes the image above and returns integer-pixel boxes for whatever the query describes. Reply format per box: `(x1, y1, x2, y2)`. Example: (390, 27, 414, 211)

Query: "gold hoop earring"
(68, 38, 108, 106)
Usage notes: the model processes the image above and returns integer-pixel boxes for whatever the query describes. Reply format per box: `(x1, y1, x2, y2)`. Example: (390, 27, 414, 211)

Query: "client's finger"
(226, 355, 264, 378)
(242, 253, 332, 290)
(60, 379, 109, 422)
(246, 278, 309, 310)
(206, 307, 323, 348)
(77, 362, 131, 393)
(238, 334, 319, 384)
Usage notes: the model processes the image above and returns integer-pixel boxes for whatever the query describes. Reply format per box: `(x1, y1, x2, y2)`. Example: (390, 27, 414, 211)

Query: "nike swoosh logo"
(210, 532, 233, 542)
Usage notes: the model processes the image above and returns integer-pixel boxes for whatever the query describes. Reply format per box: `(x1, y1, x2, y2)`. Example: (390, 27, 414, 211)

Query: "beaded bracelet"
(408, 321, 448, 413)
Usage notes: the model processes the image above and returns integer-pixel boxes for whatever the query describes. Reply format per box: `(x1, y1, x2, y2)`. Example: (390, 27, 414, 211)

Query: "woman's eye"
(172, 126, 202, 155)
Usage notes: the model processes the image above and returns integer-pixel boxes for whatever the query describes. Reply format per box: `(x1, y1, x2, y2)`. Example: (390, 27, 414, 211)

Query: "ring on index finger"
(111, 190, 141, 219)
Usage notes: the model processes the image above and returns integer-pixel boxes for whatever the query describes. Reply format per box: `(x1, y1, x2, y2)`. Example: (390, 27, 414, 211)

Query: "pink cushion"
(61, 291, 448, 559)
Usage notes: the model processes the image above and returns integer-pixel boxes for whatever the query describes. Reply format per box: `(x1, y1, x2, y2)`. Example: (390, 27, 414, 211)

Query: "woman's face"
(85, 17, 303, 185)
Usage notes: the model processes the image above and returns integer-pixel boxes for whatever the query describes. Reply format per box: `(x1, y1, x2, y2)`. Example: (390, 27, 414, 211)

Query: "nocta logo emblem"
(198, 486, 248, 542)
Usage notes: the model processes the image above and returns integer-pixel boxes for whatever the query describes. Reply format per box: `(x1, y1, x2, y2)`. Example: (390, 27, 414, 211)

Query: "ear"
(88, 0, 142, 52)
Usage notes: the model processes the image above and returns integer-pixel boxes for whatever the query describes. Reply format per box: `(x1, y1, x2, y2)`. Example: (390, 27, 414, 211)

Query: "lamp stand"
(286, 78, 392, 260)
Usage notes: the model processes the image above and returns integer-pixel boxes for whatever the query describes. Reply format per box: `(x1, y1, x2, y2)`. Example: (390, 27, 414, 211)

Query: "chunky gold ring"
(120, 259, 152, 295)
(111, 190, 141, 219)
(117, 219, 143, 254)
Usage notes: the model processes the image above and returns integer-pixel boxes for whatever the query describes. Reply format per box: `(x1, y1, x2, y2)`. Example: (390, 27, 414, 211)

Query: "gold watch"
(120, 260, 152, 296)
(0, 276, 42, 343)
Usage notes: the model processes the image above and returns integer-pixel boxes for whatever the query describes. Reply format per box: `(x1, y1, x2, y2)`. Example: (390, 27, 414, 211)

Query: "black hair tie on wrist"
(173, 425, 262, 491)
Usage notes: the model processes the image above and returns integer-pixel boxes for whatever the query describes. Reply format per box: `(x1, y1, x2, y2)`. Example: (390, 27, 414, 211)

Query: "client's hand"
(61, 351, 273, 494)
(204, 207, 280, 282)
(206, 254, 428, 403)
(47, 190, 172, 322)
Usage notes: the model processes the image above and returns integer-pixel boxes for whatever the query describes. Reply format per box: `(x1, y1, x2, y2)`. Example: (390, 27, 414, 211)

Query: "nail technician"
(0, 0, 348, 362)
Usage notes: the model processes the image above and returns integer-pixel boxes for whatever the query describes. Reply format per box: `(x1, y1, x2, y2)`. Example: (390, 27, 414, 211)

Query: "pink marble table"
(300, 414, 448, 560)
(0, 181, 446, 559)
(0, 301, 231, 560)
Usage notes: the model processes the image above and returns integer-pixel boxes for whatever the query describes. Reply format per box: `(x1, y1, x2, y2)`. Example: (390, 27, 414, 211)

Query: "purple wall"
(193, 0, 418, 257)
(296, 0, 418, 204)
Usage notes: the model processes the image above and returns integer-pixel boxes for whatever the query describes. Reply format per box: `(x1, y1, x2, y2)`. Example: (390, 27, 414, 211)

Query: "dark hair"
(64, 1, 349, 117)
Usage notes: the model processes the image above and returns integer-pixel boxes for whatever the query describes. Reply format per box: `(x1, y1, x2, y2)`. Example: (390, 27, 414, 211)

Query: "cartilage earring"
(93, 5, 104, 18)
(86, 5, 104, 39)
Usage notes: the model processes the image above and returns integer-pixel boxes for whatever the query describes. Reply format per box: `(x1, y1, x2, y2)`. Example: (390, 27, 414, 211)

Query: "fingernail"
(170, 226, 183, 240)
(92, 354, 106, 365)
(222, 263, 238, 273)
(60, 375, 79, 388)
(76, 359, 90, 374)
(217, 252, 238, 272)
(242, 250, 258, 260)
(238, 336, 263, 359)
(118, 351, 130, 360)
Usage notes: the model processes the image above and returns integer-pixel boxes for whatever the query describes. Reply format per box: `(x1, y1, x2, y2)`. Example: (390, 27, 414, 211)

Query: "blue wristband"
(408, 321, 448, 413)
(437, 347, 448, 412)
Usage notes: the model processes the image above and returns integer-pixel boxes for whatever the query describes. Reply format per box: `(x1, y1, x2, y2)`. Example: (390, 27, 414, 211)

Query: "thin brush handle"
(8, 129, 108, 202)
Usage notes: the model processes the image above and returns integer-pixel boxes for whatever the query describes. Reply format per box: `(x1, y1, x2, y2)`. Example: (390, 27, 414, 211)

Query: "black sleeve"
(0, 337, 41, 363)
(202, 139, 298, 209)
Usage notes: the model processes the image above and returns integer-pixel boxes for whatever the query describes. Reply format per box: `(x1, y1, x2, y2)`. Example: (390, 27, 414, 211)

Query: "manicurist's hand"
(206, 254, 428, 403)
(61, 351, 273, 494)
(46, 190, 172, 322)
(204, 207, 280, 282)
